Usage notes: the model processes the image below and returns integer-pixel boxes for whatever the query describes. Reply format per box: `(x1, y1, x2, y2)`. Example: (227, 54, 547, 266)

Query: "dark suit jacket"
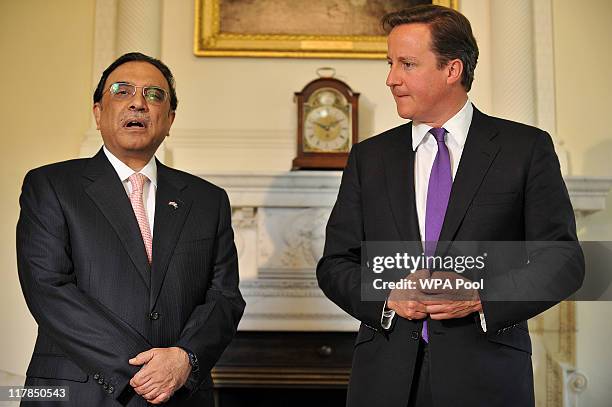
(17, 149, 245, 406)
(317, 107, 584, 407)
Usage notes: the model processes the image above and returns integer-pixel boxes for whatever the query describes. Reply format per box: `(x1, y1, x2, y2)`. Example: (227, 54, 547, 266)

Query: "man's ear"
(93, 103, 102, 130)
(446, 59, 464, 86)
(166, 110, 176, 138)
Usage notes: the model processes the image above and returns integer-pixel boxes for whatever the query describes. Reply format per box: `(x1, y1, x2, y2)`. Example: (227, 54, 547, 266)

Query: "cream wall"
(0, 0, 96, 376)
(161, 0, 404, 172)
(553, 0, 612, 405)
(160, 0, 491, 173)
(0, 1, 610, 403)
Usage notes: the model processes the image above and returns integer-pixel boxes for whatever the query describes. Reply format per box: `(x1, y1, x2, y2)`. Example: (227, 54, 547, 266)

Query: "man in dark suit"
(17, 52, 245, 406)
(317, 5, 584, 407)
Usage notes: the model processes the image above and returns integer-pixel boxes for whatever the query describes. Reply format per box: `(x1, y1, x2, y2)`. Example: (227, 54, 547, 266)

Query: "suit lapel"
(383, 124, 422, 242)
(150, 162, 192, 309)
(83, 149, 151, 288)
(439, 108, 500, 242)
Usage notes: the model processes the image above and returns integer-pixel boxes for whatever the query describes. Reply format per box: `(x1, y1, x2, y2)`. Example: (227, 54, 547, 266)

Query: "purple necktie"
(422, 127, 451, 343)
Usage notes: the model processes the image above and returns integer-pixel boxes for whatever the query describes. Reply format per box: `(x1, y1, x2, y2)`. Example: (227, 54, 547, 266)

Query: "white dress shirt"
(382, 100, 487, 332)
(103, 146, 157, 237)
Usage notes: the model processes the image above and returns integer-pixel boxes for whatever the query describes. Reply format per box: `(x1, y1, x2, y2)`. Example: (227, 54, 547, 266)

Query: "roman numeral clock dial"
(292, 69, 359, 170)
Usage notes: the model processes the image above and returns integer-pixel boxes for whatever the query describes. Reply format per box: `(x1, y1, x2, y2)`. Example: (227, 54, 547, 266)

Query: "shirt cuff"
(478, 310, 487, 332)
(381, 301, 396, 330)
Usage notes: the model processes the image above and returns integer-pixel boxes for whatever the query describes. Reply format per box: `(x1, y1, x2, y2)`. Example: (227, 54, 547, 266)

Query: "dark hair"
(382, 5, 478, 91)
(93, 52, 178, 111)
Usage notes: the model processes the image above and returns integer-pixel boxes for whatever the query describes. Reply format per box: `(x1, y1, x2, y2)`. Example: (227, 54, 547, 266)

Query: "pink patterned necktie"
(128, 173, 153, 264)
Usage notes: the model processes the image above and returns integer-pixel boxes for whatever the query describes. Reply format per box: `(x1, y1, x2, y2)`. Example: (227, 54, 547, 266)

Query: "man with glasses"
(17, 52, 245, 406)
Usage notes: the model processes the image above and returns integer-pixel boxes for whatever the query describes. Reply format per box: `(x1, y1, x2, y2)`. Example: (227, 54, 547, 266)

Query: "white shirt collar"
(103, 146, 157, 188)
(411, 99, 474, 151)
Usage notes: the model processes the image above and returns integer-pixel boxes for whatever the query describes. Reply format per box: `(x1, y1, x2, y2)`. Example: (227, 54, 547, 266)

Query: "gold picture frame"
(194, 0, 459, 59)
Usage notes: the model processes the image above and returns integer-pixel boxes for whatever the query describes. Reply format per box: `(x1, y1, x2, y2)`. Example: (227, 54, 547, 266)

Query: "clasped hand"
(386, 270, 482, 321)
(128, 347, 191, 404)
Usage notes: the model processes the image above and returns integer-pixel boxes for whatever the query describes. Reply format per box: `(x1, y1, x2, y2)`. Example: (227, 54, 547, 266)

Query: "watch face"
(303, 89, 351, 153)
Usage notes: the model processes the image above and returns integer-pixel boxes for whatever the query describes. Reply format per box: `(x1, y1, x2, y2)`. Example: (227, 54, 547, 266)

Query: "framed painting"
(194, 0, 459, 59)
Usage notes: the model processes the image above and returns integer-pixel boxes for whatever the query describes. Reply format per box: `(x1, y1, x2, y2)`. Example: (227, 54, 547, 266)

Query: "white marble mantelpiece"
(204, 172, 612, 214)
(564, 177, 612, 215)
(199, 171, 351, 331)
(202, 172, 342, 208)
(198, 171, 612, 332)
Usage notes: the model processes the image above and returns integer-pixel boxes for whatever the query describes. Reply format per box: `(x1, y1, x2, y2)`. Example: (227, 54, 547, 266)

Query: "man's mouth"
(123, 119, 147, 128)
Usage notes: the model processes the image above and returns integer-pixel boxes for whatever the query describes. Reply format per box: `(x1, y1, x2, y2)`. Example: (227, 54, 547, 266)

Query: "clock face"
(303, 89, 351, 153)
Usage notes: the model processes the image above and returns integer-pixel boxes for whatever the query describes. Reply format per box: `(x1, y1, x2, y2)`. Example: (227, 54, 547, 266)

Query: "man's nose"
(129, 90, 148, 111)
(386, 64, 400, 87)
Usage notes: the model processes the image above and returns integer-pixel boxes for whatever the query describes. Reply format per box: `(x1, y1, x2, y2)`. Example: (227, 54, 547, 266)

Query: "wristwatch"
(184, 349, 199, 374)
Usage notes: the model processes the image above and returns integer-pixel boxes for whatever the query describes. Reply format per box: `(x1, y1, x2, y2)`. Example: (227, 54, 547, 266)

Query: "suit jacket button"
(93, 373, 100, 380)
(103, 383, 109, 390)
(97, 378, 104, 385)
(150, 311, 160, 320)
(107, 386, 114, 394)
(411, 331, 420, 340)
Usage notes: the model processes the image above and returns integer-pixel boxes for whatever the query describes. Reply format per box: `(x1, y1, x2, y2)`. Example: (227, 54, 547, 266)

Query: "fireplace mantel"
(198, 171, 612, 332)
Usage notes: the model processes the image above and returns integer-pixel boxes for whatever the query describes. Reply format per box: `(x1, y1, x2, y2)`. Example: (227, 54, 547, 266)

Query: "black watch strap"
(185, 350, 200, 374)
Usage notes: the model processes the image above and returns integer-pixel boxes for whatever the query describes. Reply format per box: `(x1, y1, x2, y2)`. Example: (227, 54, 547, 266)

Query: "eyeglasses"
(104, 82, 168, 105)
